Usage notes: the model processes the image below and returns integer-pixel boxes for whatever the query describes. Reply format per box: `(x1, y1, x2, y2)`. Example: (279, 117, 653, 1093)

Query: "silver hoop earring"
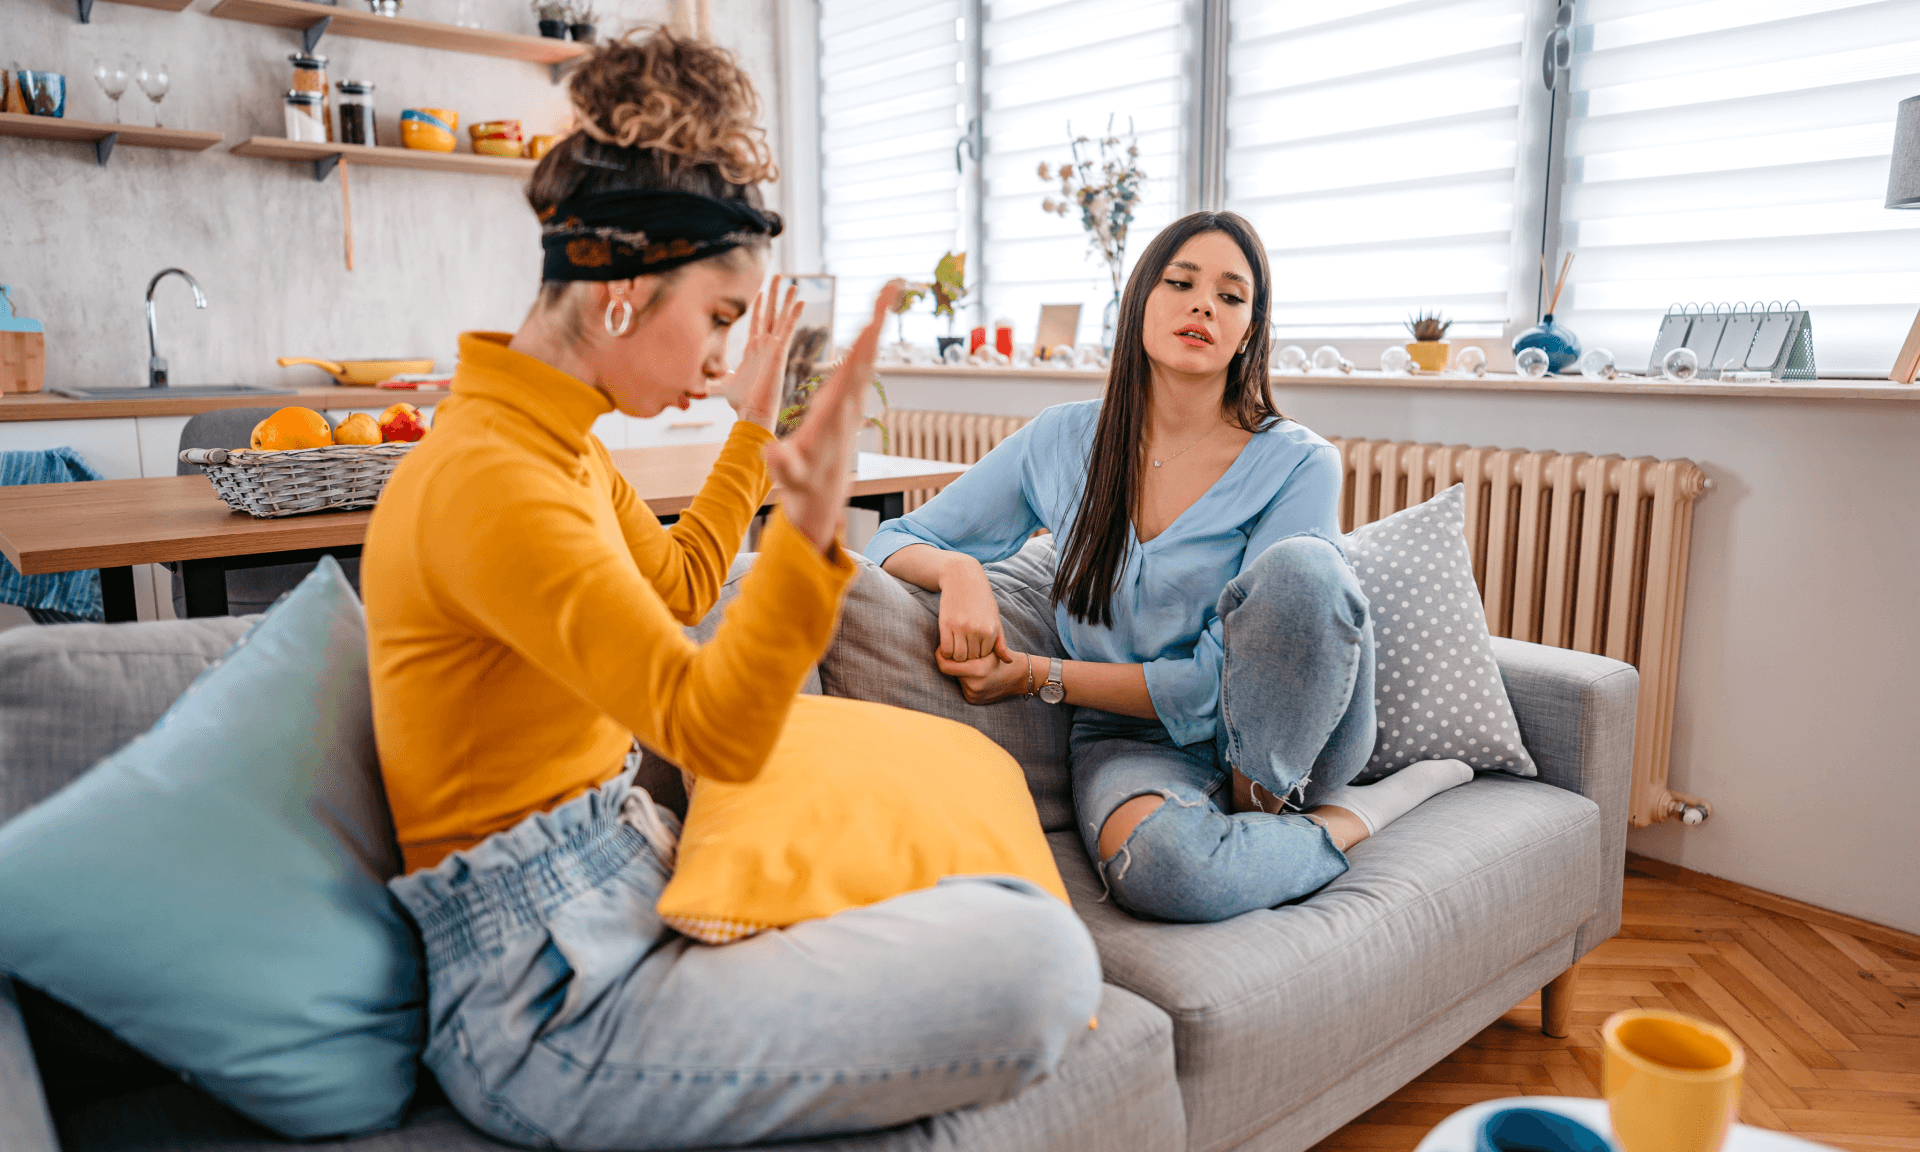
(604, 298, 634, 338)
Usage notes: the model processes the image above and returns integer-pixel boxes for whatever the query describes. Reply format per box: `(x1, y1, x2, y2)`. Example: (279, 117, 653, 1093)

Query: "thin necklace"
(1150, 421, 1221, 468)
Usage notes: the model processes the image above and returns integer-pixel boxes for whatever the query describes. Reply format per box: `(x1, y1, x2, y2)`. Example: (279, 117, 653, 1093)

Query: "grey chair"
(171, 408, 361, 618)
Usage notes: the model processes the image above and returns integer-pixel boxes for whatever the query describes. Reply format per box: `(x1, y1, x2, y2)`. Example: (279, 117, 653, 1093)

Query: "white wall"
(2, 0, 781, 391)
(880, 371, 1920, 935)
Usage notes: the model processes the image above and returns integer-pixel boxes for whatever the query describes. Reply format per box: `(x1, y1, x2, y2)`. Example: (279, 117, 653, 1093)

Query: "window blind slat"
(979, 0, 1187, 344)
(820, 0, 966, 345)
(1558, 0, 1920, 373)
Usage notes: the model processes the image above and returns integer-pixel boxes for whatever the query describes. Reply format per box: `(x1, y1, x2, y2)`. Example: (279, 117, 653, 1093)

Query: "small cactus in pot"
(1404, 309, 1453, 371)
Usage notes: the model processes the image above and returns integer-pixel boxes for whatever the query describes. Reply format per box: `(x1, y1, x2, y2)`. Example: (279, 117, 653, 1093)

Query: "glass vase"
(1100, 291, 1120, 353)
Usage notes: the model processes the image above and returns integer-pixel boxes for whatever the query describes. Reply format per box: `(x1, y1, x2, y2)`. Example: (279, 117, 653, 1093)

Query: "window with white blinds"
(818, 0, 967, 344)
(1224, 0, 1532, 340)
(1556, 0, 1920, 374)
(979, 0, 1190, 344)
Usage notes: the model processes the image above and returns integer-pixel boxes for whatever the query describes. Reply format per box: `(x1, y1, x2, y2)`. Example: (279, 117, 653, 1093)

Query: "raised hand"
(718, 279, 803, 430)
(765, 280, 901, 553)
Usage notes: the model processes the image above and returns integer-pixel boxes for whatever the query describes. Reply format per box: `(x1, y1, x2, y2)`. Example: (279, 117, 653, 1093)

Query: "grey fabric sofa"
(0, 539, 1636, 1152)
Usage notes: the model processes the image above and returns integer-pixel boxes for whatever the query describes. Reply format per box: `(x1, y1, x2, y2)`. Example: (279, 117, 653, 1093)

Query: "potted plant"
(567, 1, 597, 44)
(1405, 310, 1452, 372)
(888, 281, 929, 349)
(777, 365, 890, 458)
(930, 251, 969, 361)
(531, 1, 569, 38)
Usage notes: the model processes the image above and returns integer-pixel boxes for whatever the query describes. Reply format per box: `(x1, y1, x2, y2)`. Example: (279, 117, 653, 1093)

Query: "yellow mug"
(1602, 1010, 1744, 1152)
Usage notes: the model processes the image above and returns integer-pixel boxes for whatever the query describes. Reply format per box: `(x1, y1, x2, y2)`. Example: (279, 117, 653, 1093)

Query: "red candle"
(970, 326, 986, 353)
(994, 323, 1014, 357)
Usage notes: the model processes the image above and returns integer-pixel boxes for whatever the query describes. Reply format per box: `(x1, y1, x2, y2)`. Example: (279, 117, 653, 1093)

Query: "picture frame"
(1034, 303, 1082, 361)
(774, 273, 835, 419)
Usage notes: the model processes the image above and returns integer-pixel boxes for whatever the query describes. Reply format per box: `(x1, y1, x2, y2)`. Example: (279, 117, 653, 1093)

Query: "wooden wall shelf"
(0, 112, 221, 165)
(77, 0, 194, 22)
(231, 136, 536, 180)
(208, 0, 587, 68)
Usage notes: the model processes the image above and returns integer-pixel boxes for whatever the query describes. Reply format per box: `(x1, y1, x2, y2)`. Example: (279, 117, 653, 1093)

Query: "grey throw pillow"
(1346, 484, 1536, 780)
(820, 536, 1077, 833)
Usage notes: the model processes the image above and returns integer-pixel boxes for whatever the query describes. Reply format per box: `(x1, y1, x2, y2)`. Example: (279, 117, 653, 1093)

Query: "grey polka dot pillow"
(1346, 483, 1536, 781)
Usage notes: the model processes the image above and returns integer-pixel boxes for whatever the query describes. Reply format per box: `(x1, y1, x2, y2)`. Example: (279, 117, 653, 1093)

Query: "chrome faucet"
(146, 268, 207, 388)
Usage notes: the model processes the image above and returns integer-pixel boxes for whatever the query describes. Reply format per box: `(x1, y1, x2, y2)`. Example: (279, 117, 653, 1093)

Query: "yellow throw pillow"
(656, 695, 1069, 945)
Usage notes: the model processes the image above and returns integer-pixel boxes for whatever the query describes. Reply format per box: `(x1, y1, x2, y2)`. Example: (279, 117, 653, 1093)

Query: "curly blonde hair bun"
(566, 26, 777, 186)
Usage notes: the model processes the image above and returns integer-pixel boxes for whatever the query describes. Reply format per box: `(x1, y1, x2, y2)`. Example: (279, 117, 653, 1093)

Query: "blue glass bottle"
(1511, 314, 1582, 374)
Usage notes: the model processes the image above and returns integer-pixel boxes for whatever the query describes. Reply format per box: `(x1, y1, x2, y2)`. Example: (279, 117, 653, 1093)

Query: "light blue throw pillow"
(0, 556, 423, 1137)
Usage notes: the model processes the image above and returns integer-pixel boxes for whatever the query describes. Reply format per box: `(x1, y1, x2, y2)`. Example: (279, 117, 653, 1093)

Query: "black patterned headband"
(539, 189, 782, 282)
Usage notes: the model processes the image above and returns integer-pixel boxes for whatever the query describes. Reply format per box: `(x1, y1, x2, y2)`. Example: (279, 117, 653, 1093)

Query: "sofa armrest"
(1491, 637, 1638, 957)
(0, 979, 59, 1152)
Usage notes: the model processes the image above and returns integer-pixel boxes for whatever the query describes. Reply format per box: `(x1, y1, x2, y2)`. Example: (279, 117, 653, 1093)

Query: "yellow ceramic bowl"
(469, 119, 520, 139)
(400, 108, 457, 152)
(472, 136, 524, 158)
(524, 134, 557, 160)
(1406, 341, 1450, 372)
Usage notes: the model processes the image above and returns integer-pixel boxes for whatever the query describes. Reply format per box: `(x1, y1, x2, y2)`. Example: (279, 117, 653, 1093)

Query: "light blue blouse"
(864, 400, 1342, 747)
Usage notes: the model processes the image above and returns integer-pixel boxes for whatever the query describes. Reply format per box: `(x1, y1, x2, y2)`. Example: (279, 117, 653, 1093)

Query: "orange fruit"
(333, 412, 382, 445)
(248, 407, 334, 451)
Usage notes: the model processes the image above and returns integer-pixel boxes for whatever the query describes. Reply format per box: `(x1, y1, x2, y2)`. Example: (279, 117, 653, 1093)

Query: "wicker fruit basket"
(180, 443, 416, 518)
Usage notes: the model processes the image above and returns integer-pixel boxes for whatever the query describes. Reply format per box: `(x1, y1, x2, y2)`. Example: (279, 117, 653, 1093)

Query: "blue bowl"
(1512, 314, 1581, 374)
(17, 71, 66, 118)
(1477, 1107, 1612, 1152)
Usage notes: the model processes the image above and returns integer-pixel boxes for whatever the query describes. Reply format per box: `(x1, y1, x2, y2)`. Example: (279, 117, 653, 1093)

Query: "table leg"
(99, 566, 138, 623)
(848, 492, 907, 523)
(180, 559, 231, 619)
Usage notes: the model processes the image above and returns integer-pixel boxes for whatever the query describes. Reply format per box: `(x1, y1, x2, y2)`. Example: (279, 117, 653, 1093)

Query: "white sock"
(1318, 759, 1475, 836)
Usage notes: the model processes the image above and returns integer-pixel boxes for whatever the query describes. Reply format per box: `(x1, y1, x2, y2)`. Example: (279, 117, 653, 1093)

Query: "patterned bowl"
(399, 108, 457, 152)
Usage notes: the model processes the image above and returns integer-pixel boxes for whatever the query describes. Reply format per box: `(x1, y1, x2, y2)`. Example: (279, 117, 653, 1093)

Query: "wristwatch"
(1039, 656, 1066, 704)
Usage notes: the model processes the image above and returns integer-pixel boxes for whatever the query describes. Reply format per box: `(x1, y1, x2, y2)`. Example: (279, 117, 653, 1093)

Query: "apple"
(334, 412, 382, 445)
(378, 402, 428, 443)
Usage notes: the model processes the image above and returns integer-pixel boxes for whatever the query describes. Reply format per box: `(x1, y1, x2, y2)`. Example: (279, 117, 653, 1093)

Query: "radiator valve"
(1666, 794, 1713, 825)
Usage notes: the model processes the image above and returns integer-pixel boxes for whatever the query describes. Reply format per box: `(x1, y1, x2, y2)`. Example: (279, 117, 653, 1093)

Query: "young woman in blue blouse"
(868, 212, 1472, 923)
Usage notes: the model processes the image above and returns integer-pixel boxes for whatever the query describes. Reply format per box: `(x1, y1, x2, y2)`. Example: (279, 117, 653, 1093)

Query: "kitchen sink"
(51, 385, 295, 400)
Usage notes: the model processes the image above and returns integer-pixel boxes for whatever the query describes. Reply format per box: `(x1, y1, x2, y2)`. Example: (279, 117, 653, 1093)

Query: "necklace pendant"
(1152, 460, 1162, 467)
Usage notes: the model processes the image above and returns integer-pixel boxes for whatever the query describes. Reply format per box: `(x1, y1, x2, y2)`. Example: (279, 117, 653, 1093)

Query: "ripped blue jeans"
(1071, 534, 1376, 923)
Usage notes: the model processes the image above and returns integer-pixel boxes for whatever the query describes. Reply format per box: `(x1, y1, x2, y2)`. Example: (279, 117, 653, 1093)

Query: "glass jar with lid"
(335, 80, 375, 146)
(283, 90, 326, 143)
(288, 53, 331, 142)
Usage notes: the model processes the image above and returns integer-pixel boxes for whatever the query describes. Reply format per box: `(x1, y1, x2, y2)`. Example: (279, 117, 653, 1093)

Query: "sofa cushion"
(0, 615, 252, 823)
(657, 695, 1069, 943)
(50, 983, 1185, 1152)
(820, 536, 1077, 831)
(1055, 774, 1601, 1152)
(1346, 484, 1536, 780)
(0, 558, 423, 1138)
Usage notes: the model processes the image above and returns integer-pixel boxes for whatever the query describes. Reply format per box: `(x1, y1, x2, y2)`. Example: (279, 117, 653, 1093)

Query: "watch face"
(1040, 683, 1066, 704)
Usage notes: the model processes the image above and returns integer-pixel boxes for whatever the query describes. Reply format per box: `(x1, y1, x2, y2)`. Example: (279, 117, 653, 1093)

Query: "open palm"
(719, 280, 803, 430)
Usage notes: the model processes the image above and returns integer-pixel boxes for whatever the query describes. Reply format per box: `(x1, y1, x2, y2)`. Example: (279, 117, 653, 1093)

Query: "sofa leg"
(1541, 967, 1577, 1038)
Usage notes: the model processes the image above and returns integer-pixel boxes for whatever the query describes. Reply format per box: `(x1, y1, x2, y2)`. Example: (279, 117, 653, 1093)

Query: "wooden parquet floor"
(1310, 864, 1920, 1151)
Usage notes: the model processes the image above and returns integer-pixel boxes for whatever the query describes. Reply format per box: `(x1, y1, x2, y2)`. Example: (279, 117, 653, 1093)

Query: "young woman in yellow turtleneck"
(362, 29, 1097, 1152)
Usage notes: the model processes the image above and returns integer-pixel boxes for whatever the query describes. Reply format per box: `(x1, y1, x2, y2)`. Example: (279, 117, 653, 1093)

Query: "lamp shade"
(1889, 95, 1920, 208)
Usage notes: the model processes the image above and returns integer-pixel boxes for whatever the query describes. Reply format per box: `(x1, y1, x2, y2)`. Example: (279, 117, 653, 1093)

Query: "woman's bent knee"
(938, 877, 1102, 1076)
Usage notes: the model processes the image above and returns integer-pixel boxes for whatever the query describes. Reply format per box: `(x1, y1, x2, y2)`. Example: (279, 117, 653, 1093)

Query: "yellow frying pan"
(277, 356, 436, 385)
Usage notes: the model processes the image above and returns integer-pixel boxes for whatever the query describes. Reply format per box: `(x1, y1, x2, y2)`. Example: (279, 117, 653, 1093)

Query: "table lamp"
(1888, 94, 1920, 382)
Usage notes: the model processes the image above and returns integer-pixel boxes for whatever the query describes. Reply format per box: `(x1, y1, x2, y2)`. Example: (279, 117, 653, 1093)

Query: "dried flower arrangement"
(1039, 117, 1146, 302)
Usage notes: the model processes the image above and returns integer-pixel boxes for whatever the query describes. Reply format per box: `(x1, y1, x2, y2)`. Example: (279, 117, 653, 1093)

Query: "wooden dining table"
(0, 443, 967, 622)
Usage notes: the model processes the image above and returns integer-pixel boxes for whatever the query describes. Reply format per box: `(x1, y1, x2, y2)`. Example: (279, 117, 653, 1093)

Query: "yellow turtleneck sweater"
(365, 332, 856, 872)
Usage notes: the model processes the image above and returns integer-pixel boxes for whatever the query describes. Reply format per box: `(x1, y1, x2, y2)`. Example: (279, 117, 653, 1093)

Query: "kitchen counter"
(0, 387, 450, 422)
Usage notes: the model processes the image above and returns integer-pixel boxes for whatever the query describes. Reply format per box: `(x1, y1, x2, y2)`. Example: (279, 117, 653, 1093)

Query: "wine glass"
(91, 56, 129, 123)
(135, 61, 169, 128)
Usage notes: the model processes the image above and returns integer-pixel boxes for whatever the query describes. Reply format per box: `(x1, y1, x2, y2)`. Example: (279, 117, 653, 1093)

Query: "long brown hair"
(1052, 211, 1280, 627)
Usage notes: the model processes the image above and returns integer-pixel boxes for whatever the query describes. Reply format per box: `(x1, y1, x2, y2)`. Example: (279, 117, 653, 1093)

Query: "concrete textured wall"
(3, 0, 780, 391)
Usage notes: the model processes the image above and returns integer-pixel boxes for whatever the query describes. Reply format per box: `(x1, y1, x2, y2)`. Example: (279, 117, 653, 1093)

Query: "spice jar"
(283, 90, 326, 143)
(335, 80, 375, 146)
(288, 53, 331, 142)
